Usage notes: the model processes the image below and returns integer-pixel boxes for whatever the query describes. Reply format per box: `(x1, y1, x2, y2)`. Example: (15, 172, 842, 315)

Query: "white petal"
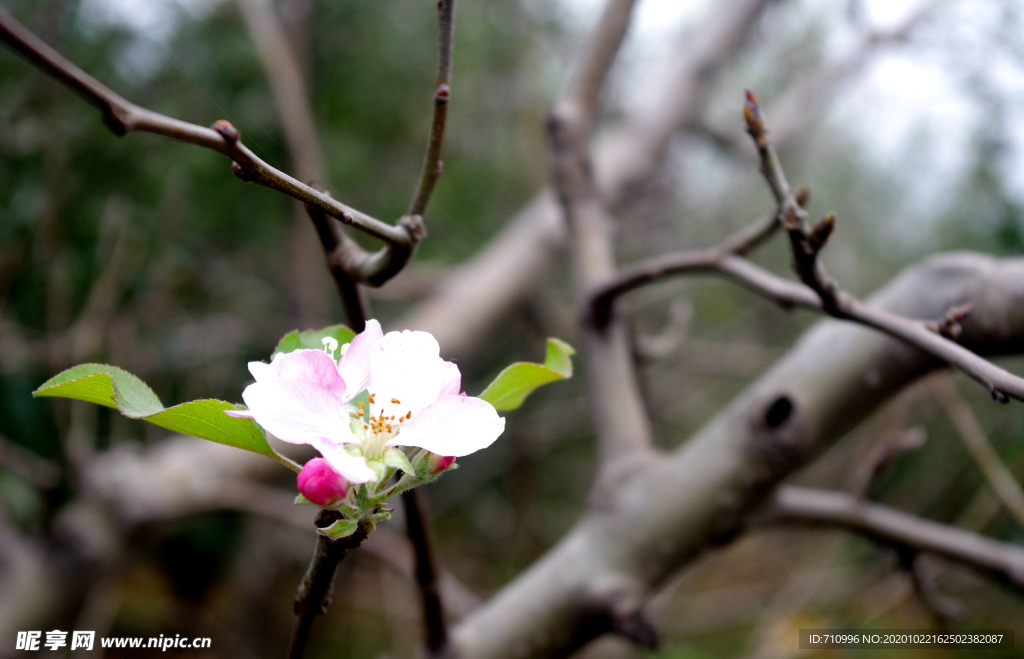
(393, 394, 505, 457)
(338, 319, 383, 399)
(439, 361, 462, 396)
(311, 437, 378, 484)
(241, 379, 353, 447)
(368, 330, 447, 417)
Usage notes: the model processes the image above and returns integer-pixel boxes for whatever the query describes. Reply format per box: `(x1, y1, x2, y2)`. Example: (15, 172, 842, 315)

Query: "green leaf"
(478, 338, 575, 411)
(382, 448, 414, 474)
(33, 364, 279, 460)
(273, 324, 356, 358)
(294, 494, 313, 506)
(317, 518, 359, 539)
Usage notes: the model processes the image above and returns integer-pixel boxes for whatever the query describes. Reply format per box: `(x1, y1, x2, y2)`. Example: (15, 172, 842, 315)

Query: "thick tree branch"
(0, 6, 419, 281)
(548, 0, 651, 463)
(446, 253, 1024, 659)
(763, 486, 1024, 592)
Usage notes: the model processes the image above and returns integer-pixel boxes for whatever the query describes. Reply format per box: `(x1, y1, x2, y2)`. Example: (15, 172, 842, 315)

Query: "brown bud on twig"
(928, 301, 973, 340)
(808, 213, 836, 252)
(231, 161, 256, 182)
(743, 89, 766, 144)
(992, 388, 1010, 404)
(212, 119, 239, 144)
(794, 185, 810, 207)
(399, 214, 427, 242)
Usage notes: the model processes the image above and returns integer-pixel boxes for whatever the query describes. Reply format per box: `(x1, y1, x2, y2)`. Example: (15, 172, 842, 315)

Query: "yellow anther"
(391, 398, 401, 404)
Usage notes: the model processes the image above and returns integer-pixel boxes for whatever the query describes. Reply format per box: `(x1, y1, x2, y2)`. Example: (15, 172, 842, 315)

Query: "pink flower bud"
(428, 454, 456, 474)
(297, 458, 349, 506)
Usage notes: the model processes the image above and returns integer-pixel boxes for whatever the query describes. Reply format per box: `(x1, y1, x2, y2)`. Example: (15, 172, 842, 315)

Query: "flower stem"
(287, 510, 370, 659)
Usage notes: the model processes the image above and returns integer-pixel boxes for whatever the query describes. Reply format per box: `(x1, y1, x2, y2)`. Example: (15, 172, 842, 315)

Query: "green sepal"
(382, 448, 414, 474)
(317, 518, 359, 539)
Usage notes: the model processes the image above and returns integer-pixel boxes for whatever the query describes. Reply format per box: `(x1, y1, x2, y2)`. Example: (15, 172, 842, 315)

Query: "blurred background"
(2, 0, 1024, 656)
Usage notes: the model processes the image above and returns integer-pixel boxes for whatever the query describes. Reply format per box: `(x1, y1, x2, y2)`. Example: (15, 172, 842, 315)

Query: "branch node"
(230, 161, 256, 182)
(435, 83, 450, 102)
(399, 214, 428, 243)
(101, 106, 129, 136)
(609, 609, 659, 649)
(992, 388, 1010, 404)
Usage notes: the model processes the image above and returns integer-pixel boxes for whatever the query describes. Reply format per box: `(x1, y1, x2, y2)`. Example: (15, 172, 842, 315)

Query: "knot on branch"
(399, 214, 428, 243)
(744, 392, 808, 484)
(584, 582, 660, 650)
(435, 83, 450, 103)
(101, 105, 129, 136)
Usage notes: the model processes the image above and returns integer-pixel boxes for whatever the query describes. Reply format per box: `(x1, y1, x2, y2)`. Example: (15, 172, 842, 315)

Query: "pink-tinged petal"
(224, 409, 256, 418)
(439, 361, 462, 397)
(241, 379, 353, 447)
(338, 319, 382, 398)
(393, 394, 505, 457)
(274, 349, 347, 393)
(297, 458, 349, 506)
(311, 438, 378, 484)
(368, 330, 447, 417)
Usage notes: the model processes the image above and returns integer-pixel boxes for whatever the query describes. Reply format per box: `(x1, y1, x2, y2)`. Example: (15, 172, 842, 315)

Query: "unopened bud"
(297, 458, 349, 506)
(211, 119, 239, 144)
(794, 185, 810, 207)
(435, 83, 450, 102)
(231, 161, 255, 182)
(743, 89, 765, 141)
(428, 454, 456, 475)
(808, 212, 835, 251)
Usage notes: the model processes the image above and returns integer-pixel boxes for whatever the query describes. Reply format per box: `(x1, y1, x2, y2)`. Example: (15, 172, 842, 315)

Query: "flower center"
(353, 393, 413, 461)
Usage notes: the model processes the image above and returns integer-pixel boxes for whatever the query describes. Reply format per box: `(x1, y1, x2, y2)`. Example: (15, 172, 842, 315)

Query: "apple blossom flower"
(297, 458, 349, 506)
(227, 320, 504, 486)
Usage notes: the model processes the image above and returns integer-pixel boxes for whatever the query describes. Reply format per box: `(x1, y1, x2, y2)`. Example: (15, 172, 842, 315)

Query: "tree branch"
(0, 5, 419, 282)
(402, 0, 773, 359)
(591, 92, 1024, 404)
(446, 253, 1024, 659)
(548, 0, 651, 463)
(408, 0, 456, 217)
(404, 489, 449, 655)
(762, 486, 1024, 592)
(287, 512, 370, 659)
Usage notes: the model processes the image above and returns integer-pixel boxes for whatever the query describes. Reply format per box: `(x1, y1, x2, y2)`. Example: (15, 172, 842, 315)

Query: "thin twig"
(404, 489, 448, 654)
(590, 91, 1024, 404)
(288, 511, 371, 659)
(0, 6, 419, 284)
(764, 486, 1024, 593)
(408, 0, 456, 217)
